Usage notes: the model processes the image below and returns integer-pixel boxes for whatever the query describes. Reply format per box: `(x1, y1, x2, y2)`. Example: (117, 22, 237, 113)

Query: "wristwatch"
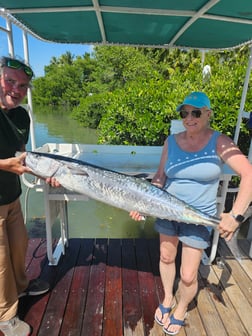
(230, 211, 245, 223)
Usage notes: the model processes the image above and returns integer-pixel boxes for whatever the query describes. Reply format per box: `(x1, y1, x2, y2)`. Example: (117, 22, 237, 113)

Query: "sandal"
(163, 314, 186, 335)
(154, 302, 176, 326)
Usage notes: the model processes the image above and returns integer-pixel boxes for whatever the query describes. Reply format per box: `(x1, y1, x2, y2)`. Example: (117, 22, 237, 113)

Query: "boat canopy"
(0, 0, 252, 50)
(0, 0, 252, 148)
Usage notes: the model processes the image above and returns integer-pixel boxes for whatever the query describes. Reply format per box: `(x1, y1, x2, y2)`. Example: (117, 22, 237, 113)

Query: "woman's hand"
(218, 212, 240, 241)
(45, 177, 61, 188)
(151, 180, 164, 188)
(129, 211, 146, 221)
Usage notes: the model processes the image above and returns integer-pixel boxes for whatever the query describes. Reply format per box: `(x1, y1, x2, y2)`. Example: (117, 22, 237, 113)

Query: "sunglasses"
(179, 109, 202, 119)
(3, 58, 34, 78)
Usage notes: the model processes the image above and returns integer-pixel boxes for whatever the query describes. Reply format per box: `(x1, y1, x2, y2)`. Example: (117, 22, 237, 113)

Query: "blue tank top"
(164, 131, 223, 215)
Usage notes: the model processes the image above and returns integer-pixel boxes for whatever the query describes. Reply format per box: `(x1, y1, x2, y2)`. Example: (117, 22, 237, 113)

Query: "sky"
(0, 17, 93, 77)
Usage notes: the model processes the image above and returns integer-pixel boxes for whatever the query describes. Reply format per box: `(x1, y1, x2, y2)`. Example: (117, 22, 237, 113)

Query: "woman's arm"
(217, 134, 252, 240)
(151, 139, 168, 188)
(130, 139, 168, 221)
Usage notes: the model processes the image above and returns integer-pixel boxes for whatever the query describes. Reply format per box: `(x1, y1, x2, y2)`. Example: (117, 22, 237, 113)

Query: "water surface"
(22, 106, 157, 238)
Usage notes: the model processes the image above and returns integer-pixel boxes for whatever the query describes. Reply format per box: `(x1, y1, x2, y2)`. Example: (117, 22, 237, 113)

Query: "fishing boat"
(0, 2, 252, 335)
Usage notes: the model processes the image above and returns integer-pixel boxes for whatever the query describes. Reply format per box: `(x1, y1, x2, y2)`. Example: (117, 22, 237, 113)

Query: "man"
(0, 56, 52, 336)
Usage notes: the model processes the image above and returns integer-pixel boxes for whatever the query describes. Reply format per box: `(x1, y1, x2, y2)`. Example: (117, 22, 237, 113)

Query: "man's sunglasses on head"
(3, 58, 34, 78)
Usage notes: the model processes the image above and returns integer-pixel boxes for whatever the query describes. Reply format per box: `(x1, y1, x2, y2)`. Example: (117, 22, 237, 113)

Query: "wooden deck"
(14, 237, 252, 336)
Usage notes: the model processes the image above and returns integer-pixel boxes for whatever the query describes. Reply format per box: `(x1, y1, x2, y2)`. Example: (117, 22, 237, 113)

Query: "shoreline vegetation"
(32, 46, 252, 153)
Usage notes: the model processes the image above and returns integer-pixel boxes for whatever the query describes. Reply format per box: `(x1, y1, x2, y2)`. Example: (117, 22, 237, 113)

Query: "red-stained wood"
(60, 239, 94, 336)
(81, 239, 107, 336)
(18, 238, 49, 336)
(135, 239, 159, 335)
(122, 239, 144, 336)
(103, 239, 123, 336)
(37, 239, 82, 336)
(9, 237, 252, 336)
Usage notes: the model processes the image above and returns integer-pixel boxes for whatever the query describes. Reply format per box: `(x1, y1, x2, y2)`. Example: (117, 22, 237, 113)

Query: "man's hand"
(0, 152, 32, 175)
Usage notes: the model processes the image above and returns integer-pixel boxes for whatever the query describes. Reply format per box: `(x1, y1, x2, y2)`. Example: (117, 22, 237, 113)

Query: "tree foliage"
(31, 45, 252, 152)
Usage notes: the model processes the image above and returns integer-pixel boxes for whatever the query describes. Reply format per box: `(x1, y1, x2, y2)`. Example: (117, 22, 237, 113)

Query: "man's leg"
(0, 202, 20, 322)
(7, 199, 29, 296)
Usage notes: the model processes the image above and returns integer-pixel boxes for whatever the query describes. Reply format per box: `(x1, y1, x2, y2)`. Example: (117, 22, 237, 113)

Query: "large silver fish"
(23, 151, 245, 260)
(24, 151, 220, 226)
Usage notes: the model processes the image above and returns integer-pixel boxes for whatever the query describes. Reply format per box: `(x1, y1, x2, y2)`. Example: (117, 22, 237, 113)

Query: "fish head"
(25, 151, 61, 178)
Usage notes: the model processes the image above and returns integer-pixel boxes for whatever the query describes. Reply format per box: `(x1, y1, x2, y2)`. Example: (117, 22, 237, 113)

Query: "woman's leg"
(155, 234, 179, 325)
(164, 243, 203, 334)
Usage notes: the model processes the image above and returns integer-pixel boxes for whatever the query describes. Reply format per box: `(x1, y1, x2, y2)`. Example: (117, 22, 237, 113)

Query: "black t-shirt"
(0, 106, 30, 205)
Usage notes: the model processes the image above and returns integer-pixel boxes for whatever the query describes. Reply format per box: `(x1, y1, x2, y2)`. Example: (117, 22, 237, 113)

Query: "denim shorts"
(154, 218, 212, 249)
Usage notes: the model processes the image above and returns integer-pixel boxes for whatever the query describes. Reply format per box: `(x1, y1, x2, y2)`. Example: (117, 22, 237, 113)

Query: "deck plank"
(135, 239, 159, 335)
(14, 238, 252, 336)
(218, 239, 252, 306)
(212, 265, 252, 335)
(103, 239, 123, 336)
(199, 263, 248, 336)
(213, 239, 252, 335)
(60, 238, 93, 336)
(19, 239, 50, 336)
(81, 239, 107, 336)
(239, 239, 252, 279)
(38, 239, 82, 336)
(122, 239, 145, 336)
(183, 304, 206, 336)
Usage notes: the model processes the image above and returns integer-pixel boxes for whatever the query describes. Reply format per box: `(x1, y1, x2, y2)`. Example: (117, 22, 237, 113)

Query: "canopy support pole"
(2, 16, 36, 150)
(5, 19, 14, 56)
(234, 45, 252, 149)
(22, 30, 36, 150)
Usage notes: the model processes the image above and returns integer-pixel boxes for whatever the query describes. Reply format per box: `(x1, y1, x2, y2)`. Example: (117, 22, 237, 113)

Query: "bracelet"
(229, 211, 245, 224)
(229, 211, 236, 220)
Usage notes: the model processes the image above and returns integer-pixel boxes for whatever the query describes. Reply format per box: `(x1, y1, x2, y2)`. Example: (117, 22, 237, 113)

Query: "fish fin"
(243, 205, 252, 222)
(67, 166, 89, 176)
(220, 203, 252, 263)
(225, 229, 244, 262)
(131, 173, 150, 179)
(225, 205, 252, 262)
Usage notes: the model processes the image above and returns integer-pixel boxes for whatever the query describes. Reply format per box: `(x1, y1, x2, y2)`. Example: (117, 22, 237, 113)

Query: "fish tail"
(224, 205, 252, 262)
(225, 229, 244, 262)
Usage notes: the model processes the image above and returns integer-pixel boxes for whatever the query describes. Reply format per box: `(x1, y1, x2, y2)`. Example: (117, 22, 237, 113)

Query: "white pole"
(6, 18, 14, 57)
(22, 30, 36, 150)
(234, 45, 252, 144)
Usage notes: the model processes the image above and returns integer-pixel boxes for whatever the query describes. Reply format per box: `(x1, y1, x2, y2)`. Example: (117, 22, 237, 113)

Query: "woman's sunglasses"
(179, 109, 202, 119)
(3, 58, 34, 78)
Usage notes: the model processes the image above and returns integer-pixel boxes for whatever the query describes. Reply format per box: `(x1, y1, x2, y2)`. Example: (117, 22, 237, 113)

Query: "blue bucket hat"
(176, 92, 211, 111)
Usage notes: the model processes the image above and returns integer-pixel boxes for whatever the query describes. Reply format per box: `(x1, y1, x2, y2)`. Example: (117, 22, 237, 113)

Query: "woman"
(130, 91, 252, 335)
